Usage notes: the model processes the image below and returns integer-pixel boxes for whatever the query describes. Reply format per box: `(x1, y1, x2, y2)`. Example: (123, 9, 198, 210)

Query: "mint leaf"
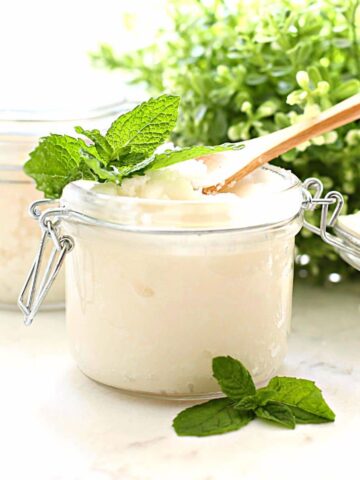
(173, 398, 254, 437)
(255, 402, 296, 429)
(24, 134, 96, 198)
(75, 126, 114, 164)
(147, 143, 244, 171)
(257, 377, 336, 423)
(106, 94, 180, 157)
(212, 357, 256, 401)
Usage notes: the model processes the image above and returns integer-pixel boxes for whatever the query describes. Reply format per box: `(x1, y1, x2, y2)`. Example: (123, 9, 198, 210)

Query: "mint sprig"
(24, 94, 242, 198)
(173, 356, 335, 437)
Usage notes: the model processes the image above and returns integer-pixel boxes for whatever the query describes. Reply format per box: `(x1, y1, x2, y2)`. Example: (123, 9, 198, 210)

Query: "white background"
(0, 0, 168, 111)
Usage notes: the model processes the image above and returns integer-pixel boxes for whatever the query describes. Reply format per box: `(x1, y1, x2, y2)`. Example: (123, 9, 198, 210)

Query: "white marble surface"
(1, 282, 359, 480)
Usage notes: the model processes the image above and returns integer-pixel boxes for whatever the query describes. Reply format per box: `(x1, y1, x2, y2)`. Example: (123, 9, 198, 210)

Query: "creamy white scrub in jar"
(59, 161, 303, 398)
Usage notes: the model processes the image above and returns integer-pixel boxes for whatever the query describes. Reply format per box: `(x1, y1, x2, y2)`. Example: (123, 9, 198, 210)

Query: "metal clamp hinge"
(18, 200, 74, 325)
(302, 178, 360, 265)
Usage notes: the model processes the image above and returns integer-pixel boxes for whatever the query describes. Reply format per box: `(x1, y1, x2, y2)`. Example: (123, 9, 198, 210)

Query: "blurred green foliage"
(92, 0, 360, 282)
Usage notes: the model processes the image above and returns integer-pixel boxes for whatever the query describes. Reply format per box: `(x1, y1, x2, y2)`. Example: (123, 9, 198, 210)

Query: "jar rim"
(61, 165, 304, 232)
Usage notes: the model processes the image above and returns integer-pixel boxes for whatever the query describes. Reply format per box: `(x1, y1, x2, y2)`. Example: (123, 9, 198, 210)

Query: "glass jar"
(0, 104, 132, 308)
(0, 165, 65, 307)
(18, 167, 360, 399)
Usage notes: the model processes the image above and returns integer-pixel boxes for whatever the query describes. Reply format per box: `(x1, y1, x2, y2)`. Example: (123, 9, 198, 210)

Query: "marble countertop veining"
(0, 282, 359, 480)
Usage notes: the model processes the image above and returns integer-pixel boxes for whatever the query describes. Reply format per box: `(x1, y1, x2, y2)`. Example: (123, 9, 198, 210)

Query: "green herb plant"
(24, 95, 242, 198)
(173, 356, 335, 436)
(92, 0, 360, 282)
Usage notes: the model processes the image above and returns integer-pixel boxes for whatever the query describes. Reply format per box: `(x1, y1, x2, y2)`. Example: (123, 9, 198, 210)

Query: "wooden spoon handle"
(267, 92, 360, 153)
(208, 93, 360, 194)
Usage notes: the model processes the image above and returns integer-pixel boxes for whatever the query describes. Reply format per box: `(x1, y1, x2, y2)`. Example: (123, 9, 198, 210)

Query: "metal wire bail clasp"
(302, 178, 360, 268)
(18, 200, 73, 325)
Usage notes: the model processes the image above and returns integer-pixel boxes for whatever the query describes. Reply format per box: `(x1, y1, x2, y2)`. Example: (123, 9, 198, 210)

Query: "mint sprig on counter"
(173, 356, 335, 437)
(24, 95, 243, 199)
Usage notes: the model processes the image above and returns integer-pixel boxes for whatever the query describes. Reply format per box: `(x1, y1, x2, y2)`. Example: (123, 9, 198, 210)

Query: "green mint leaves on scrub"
(173, 356, 335, 437)
(24, 94, 243, 199)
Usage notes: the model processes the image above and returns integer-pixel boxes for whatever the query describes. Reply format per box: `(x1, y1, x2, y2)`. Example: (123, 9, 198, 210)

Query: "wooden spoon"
(202, 93, 360, 194)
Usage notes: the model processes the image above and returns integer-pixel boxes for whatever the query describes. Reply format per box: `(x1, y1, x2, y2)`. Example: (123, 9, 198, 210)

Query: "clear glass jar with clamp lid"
(18, 167, 360, 399)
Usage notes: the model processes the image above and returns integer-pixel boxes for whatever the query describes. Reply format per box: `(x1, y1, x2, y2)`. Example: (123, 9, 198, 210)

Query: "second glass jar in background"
(0, 104, 132, 308)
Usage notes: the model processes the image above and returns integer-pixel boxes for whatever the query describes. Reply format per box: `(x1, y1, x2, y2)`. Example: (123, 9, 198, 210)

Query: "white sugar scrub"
(89, 157, 302, 229)
(92, 153, 289, 201)
(60, 162, 304, 398)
